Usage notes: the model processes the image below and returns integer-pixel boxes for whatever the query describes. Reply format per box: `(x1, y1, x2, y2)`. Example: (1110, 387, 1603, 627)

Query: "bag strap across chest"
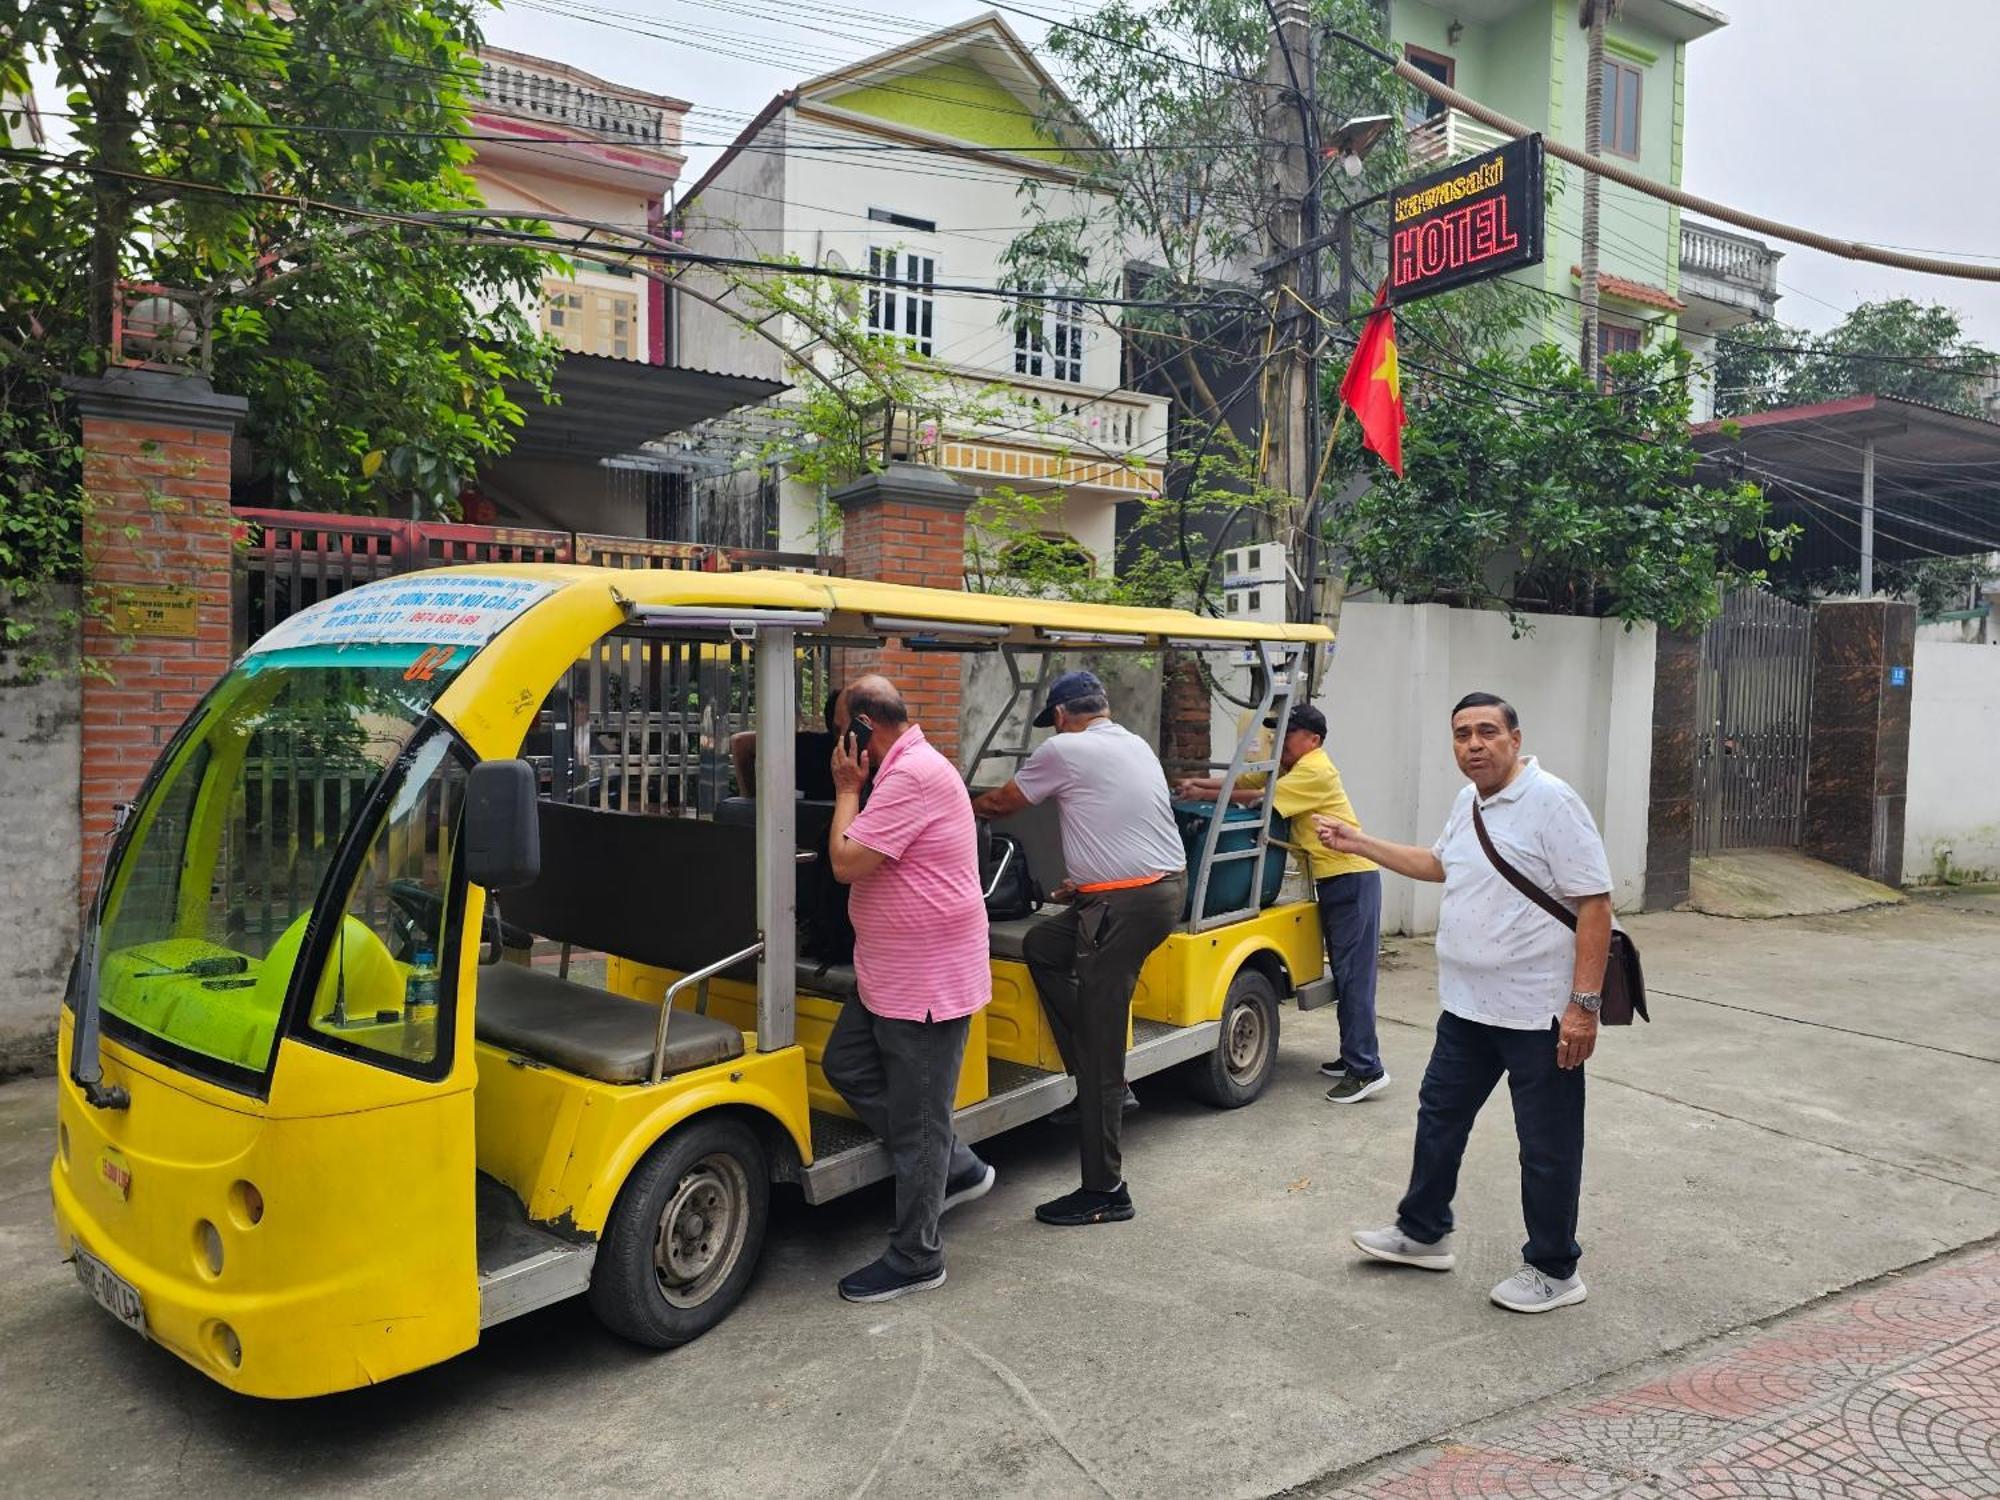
(1471, 802, 1575, 929)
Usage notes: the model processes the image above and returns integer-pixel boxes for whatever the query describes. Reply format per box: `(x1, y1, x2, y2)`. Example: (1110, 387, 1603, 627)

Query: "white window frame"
(867, 246, 937, 357)
(1014, 288, 1086, 384)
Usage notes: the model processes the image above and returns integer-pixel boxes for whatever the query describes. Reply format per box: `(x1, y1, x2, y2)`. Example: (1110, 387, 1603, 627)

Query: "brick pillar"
(832, 463, 973, 762)
(67, 371, 247, 906)
(1801, 599, 1917, 887)
(1644, 627, 1700, 910)
(1161, 649, 1211, 776)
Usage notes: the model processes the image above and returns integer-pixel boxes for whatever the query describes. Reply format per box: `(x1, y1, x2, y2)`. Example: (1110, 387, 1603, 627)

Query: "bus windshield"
(88, 645, 467, 1083)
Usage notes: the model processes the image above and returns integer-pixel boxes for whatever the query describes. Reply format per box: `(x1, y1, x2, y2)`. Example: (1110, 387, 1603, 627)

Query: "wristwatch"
(1569, 991, 1603, 1015)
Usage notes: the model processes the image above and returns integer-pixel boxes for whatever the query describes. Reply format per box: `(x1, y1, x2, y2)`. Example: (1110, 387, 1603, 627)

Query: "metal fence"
(1694, 588, 1816, 855)
(232, 509, 838, 818)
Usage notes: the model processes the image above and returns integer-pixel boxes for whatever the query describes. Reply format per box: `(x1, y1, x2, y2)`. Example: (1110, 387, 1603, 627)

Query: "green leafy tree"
(1715, 299, 1998, 418)
(993, 0, 1527, 608)
(1331, 343, 1791, 630)
(1, 0, 560, 666)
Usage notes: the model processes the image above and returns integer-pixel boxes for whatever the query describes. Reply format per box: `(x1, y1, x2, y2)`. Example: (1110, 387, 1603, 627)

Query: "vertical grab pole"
(755, 626, 798, 1052)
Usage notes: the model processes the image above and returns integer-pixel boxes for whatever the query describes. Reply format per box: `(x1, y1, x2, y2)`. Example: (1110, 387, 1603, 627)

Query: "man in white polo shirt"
(1314, 692, 1612, 1314)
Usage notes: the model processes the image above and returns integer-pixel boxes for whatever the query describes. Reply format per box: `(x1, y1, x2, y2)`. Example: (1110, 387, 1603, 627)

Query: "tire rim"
(652, 1152, 751, 1309)
(1224, 995, 1268, 1080)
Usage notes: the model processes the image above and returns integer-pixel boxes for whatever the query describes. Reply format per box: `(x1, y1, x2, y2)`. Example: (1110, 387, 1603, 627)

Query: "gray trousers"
(1024, 873, 1187, 1192)
(821, 1000, 982, 1275)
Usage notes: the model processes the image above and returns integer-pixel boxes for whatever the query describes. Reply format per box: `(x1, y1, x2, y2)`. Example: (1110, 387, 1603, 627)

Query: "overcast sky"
(482, 0, 1997, 347)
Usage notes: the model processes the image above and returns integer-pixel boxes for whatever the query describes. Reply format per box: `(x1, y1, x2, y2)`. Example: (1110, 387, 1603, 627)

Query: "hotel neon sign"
(1387, 133, 1544, 305)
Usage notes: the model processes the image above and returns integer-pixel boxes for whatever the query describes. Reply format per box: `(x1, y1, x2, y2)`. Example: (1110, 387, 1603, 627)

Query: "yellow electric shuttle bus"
(53, 566, 1333, 1397)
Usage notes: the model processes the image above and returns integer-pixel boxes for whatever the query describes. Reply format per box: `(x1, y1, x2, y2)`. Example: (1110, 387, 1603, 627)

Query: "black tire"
(1186, 967, 1281, 1108)
(588, 1116, 769, 1349)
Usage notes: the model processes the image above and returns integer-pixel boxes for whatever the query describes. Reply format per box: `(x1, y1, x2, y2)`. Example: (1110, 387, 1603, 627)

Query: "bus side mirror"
(466, 760, 541, 891)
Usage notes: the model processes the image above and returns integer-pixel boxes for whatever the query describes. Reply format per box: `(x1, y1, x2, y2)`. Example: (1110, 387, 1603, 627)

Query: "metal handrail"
(651, 942, 765, 1084)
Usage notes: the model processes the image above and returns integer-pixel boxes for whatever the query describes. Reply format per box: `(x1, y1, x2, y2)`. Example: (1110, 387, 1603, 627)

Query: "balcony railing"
(1406, 109, 1512, 170)
(478, 60, 669, 149)
(1680, 220, 1780, 297)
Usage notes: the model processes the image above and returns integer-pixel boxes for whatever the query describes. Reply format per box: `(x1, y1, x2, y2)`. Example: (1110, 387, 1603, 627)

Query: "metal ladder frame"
(962, 645, 1058, 788)
(1186, 639, 1302, 933)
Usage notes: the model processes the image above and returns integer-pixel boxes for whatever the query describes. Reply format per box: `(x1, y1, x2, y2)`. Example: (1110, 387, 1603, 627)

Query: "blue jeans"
(1315, 870, 1383, 1079)
(1396, 1009, 1586, 1280)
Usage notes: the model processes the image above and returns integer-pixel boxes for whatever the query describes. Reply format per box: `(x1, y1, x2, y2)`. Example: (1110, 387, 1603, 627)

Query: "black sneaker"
(942, 1160, 996, 1214)
(1034, 1182, 1135, 1226)
(1318, 1060, 1350, 1079)
(1048, 1084, 1140, 1127)
(1325, 1072, 1391, 1104)
(838, 1256, 946, 1303)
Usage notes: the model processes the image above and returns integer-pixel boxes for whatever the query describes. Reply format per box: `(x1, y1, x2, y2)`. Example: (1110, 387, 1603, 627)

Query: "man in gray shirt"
(973, 671, 1187, 1226)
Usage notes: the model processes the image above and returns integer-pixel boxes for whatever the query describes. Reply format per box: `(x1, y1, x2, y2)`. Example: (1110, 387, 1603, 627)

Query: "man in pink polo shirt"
(824, 675, 995, 1303)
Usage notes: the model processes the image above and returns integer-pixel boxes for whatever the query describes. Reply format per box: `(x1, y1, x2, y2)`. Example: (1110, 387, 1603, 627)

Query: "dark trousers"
(1023, 873, 1186, 1192)
(1315, 869, 1384, 1078)
(822, 1001, 982, 1275)
(1397, 1009, 1586, 1280)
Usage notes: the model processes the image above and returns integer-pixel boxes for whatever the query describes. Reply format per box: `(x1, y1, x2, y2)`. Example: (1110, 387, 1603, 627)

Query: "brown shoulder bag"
(1471, 804, 1648, 1025)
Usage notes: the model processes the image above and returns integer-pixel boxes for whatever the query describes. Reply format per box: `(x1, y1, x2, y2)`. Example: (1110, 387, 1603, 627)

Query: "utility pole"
(1260, 0, 1319, 628)
(1578, 0, 1615, 385)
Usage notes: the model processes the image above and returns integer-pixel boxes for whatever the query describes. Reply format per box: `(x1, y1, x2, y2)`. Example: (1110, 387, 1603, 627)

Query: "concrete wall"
(1904, 641, 2000, 883)
(1213, 602, 1656, 935)
(0, 593, 81, 1074)
(959, 651, 1162, 783)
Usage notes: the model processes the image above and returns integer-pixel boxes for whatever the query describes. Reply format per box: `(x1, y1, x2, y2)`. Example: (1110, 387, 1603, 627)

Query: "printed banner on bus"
(1387, 133, 1544, 306)
(246, 574, 558, 654)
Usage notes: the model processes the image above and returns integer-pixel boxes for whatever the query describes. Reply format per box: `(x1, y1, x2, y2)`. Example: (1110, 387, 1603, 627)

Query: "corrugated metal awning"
(503, 352, 785, 465)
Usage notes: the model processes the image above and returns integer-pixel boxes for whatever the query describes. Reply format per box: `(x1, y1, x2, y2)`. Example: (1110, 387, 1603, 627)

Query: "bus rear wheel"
(1186, 968, 1280, 1108)
(590, 1116, 769, 1349)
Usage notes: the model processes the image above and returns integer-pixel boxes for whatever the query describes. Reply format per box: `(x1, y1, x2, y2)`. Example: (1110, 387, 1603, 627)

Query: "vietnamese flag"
(1339, 283, 1405, 477)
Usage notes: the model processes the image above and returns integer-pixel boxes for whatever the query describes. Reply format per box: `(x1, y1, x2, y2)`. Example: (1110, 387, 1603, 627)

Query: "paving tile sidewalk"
(1321, 1246, 2000, 1499)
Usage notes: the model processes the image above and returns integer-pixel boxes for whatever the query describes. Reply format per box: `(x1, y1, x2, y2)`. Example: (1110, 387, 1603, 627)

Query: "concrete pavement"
(1, 892, 1995, 1497)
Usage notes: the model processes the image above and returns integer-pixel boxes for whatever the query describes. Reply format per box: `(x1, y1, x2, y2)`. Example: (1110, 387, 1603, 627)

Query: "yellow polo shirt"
(1242, 747, 1375, 881)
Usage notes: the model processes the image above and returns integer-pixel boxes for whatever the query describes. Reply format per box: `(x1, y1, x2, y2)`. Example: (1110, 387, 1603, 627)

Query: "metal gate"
(231, 508, 837, 817)
(1693, 588, 1815, 854)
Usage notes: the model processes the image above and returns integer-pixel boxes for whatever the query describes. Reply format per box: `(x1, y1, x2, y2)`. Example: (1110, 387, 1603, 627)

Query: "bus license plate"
(73, 1246, 147, 1337)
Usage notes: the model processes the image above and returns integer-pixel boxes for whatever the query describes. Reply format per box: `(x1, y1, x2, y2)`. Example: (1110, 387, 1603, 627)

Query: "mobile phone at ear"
(848, 719, 874, 755)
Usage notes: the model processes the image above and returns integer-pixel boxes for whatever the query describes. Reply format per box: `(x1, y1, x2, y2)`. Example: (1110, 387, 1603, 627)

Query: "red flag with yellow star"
(1339, 283, 1405, 477)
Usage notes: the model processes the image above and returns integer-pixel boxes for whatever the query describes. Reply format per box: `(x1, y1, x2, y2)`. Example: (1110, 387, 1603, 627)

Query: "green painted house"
(1388, 0, 1779, 416)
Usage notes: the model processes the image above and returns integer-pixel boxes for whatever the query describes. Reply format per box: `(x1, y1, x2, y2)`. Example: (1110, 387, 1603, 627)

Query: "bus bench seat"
(476, 964, 743, 1084)
(987, 912, 1060, 963)
(795, 959, 861, 1004)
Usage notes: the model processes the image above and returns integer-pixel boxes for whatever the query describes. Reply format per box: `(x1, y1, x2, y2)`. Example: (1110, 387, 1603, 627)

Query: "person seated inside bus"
(729, 693, 839, 802)
(730, 693, 852, 966)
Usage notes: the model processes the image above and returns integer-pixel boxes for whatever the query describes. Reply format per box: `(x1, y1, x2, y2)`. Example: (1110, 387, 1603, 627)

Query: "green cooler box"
(1172, 799, 1288, 920)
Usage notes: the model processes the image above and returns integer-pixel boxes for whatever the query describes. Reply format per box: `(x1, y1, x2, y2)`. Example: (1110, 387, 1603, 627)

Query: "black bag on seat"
(981, 830, 1043, 922)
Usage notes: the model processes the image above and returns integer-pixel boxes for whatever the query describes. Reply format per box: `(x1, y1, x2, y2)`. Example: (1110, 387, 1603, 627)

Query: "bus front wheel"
(1186, 968, 1280, 1108)
(590, 1116, 769, 1349)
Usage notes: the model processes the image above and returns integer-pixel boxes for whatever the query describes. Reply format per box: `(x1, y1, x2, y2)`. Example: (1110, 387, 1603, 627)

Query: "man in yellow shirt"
(1178, 705, 1387, 1102)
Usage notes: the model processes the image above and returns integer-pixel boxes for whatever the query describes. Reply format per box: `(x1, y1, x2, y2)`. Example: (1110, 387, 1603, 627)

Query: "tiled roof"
(1569, 266, 1687, 312)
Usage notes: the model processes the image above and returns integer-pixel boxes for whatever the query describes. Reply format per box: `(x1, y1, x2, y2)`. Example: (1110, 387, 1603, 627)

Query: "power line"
(1327, 26, 2000, 287)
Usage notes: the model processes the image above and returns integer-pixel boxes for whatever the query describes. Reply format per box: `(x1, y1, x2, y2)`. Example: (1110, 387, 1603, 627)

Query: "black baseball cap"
(1263, 704, 1327, 738)
(1033, 669, 1107, 727)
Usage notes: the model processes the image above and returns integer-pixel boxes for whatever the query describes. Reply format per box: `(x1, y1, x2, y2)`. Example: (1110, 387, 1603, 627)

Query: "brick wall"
(832, 466, 974, 762)
(69, 373, 246, 907)
(1161, 649, 1211, 776)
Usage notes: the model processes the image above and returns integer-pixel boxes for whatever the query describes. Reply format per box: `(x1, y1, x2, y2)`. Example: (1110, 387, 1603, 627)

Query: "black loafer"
(1034, 1183, 1135, 1226)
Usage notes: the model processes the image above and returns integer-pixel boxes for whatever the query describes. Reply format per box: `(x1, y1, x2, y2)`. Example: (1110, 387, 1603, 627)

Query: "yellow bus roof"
(423, 563, 1334, 646)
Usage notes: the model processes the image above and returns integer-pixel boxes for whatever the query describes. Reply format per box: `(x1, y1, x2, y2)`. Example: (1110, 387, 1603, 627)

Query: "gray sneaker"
(1490, 1264, 1588, 1313)
(1351, 1225, 1456, 1271)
